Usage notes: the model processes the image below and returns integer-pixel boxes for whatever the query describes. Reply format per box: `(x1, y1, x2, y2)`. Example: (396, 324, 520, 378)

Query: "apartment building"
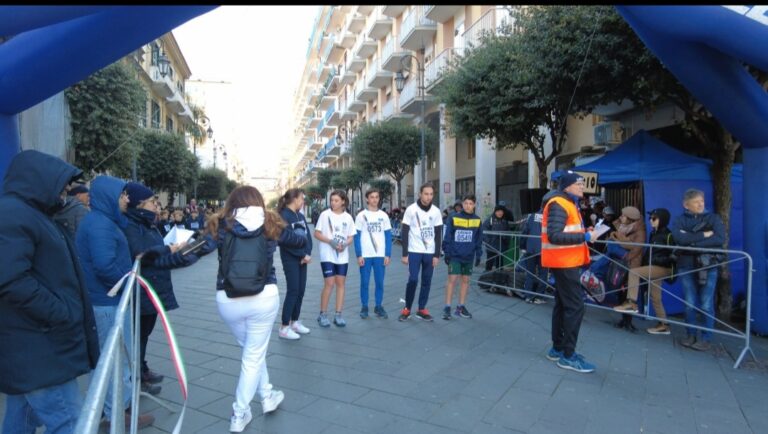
(285, 6, 677, 219)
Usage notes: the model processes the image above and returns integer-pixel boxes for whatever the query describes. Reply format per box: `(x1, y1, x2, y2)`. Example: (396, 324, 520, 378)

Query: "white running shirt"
(355, 209, 392, 258)
(315, 209, 356, 264)
(403, 202, 443, 254)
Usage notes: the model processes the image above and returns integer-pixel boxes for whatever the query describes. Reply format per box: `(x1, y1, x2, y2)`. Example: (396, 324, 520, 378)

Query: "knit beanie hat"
(559, 171, 584, 191)
(125, 182, 155, 208)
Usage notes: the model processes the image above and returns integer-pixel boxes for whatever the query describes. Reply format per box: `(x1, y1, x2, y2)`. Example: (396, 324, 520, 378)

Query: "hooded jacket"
(611, 217, 647, 268)
(76, 176, 133, 306)
(215, 207, 307, 291)
(482, 205, 511, 251)
(0, 150, 99, 394)
(278, 207, 313, 260)
(443, 209, 484, 263)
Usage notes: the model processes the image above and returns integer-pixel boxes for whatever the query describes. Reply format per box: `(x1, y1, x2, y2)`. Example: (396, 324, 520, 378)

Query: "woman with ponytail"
(276, 188, 313, 340)
(205, 186, 306, 432)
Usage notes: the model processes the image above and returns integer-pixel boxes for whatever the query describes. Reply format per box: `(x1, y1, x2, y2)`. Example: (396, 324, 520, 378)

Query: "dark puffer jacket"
(54, 196, 89, 239)
(670, 208, 726, 269)
(643, 208, 676, 268)
(0, 150, 99, 394)
(123, 208, 206, 314)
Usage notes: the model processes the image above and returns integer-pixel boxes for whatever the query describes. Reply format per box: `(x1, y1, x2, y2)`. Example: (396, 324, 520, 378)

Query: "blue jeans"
(405, 253, 435, 310)
(2, 378, 82, 434)
(92, 304, 132, 420)
(360, 257, 386, 307)
(679, 266, 718, 341)
(522, 253, 548, 298)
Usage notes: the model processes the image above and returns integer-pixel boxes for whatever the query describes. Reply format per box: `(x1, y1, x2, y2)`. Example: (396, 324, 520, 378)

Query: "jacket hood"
(89, 176, 128, 228)
(2, 150, 82, 214)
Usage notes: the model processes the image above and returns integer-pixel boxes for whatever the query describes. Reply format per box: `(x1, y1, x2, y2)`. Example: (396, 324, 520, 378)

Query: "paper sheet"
(591, 219, 611, 240)
(163, 226, 195, 246)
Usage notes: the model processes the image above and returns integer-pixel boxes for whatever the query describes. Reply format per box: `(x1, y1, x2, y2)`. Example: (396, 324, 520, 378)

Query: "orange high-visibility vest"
(541, 196, 590, 268)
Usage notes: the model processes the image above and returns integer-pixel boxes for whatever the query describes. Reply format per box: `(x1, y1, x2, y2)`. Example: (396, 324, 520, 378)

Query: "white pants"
(216, 284, 279, 415)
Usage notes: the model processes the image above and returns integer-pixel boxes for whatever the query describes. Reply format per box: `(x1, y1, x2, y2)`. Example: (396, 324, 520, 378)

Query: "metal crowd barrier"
(477, 230, 757, 369)
(75, 259, 142, 434)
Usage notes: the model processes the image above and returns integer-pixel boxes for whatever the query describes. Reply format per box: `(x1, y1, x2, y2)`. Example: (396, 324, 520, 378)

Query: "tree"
(436, 5, 647, 187)
(351, 120, 436, 206)
(225, 179, 239, 196)
(316, 168, 340, 206)
(197, 168, 228, 201)
(305, 184, 326, 211)
(338, 167, 367, 210)
(65, 60, 146, 177)
(135, 129, 198, 200)
(367, 178, 394, 209)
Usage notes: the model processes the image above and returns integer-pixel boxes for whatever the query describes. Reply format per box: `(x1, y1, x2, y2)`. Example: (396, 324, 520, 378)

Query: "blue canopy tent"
(616, 6, 767, 336)
(576, 130, 744, 315)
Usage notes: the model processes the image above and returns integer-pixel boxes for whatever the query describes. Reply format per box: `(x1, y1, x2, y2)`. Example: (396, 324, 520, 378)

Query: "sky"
(173, 6, 318, 190)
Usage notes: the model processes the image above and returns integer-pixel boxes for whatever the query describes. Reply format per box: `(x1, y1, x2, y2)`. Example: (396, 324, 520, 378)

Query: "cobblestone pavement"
(2, 239, 767, 433)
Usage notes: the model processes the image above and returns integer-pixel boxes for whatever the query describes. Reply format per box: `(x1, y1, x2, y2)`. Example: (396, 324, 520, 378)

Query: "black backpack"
(219, 231, 272, 298)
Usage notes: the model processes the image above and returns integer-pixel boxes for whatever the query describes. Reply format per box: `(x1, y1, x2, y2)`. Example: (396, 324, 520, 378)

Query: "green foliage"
(225, 179, 240, 196)
(266, 197, 279, 211)
(65, 61, 146, 177)
(317, 168, 341, 193)
(197, 168, 228, 201)
(351, 120, 437, 204)
(135, 129, 198, 195)
(305, 184, 326, 201)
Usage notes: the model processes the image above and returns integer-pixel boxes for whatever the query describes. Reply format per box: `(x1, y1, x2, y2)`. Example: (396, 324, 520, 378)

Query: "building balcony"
(354, 79, 378, 102)
(323, 41, 345, 65)
(381, 36, 408, 72)
(425, 5, 463, 23)
(425, 47, 459, 91)
(399, 6, 437, 51)
(318, 116, 337, 138)
(345, 12, 366, 34)
(178, 107, 195, 126)
(347, 98, 367, 113)
(149, 66, 174, 98)
(311, 161, 329, 172)
(398, 77, 436, 115)
(317, 63, 332, 83)
(382, 96, 414, 121)
(356, 5, 374, 15)
(308, 110, 322, 128)
(339, 101, 358, 121)
(308, 134, 323, 151)
(366, 59, 394, 89)
(367, 6, 393, 40)
(308, 87, 322, 106)
(340, 68, 357, 86)
(324, 100, 342, 127)
(165, 91, 188, 114)
(462, 8, 514, 49)
(354, 37, 377, 60)
(303, 104, 314, 117)
(318, 94, 336, 111)
(336, 30, 356, 49)
(348, 56, 366, 73)
(382, 5, 407, 17)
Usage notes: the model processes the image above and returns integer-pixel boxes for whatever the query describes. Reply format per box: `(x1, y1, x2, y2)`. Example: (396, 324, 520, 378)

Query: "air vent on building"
(593, 121, 623, 146)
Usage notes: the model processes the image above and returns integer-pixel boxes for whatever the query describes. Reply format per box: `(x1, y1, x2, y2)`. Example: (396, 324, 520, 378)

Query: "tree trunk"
(711, 129, 738, 321)
(537, 158, 549, 189)
(394, 176, 402, 209)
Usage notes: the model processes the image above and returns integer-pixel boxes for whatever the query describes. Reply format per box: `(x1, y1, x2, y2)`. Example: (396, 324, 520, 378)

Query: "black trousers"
(551, 267, 585, 358)
(139, 313, 158, 374)
(281, 257, 308, 325)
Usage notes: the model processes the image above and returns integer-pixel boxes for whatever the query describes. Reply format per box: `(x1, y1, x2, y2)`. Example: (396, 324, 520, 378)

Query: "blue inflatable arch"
(617, 6, 768, 333)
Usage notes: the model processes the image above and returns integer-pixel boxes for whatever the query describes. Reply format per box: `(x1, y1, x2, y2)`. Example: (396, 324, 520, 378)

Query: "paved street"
(2, 238, 768, 433)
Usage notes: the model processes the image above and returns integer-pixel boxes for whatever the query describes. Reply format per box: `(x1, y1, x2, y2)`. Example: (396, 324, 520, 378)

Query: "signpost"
(574, 170, 599, 195)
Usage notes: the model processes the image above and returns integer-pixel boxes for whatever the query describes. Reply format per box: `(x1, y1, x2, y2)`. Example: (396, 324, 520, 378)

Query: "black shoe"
(415, 309, 433, 322)
(442, 306, 452, 320)
(141, 382, 161, 396)
(458, 305, 472, 319)
(141, 369, 164, 384)
(374, 305, 388, 319)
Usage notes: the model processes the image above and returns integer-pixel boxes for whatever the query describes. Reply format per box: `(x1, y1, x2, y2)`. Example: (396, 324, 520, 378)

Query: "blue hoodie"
(442, 210, 484, 263)
(76, 176, 133, 306)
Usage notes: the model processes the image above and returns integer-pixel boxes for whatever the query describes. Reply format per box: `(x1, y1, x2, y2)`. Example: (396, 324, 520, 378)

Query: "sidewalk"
(2, 241, 767, 433)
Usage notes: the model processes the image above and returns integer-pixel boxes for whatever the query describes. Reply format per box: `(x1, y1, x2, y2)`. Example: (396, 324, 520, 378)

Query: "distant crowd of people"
(0, 150, 727, 433)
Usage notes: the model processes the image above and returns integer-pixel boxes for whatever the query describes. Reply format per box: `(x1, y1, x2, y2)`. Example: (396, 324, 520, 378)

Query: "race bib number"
(367, 221, 382, 233)
(190, 222, 200, 229)
(333, 233, 346, 245)
(534, 213, 543, 223)
(420, 226, 434, 242)
(455, 229, 473, 243)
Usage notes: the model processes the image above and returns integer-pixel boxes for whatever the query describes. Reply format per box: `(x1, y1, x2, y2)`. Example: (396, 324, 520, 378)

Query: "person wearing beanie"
(608, 205, 647, 332)
(614, 208, 676, 335)
(121, 182, 213, 396)
(482, 204, 511, 271)
(541, 171, 597, 373)
(75, 176, 155, 428)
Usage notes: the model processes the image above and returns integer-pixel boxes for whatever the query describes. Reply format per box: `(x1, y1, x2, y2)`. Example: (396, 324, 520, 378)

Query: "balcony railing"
(400, 5, 436, 46)
(324, 100, 336, 124)
(399, 77, 417, 108)
(425, 47, 459, 89)
(462, 8, 513, 49)
(382, 97, 395, 119)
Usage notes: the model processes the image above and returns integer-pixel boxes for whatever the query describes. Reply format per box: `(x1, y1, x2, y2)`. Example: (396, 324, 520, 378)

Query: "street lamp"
(395, 51, 426, 186)
(158, 52, 171, 78)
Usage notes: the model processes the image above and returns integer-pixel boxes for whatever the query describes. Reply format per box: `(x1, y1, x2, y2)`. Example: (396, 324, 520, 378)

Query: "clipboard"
(179, 238, 207, 256)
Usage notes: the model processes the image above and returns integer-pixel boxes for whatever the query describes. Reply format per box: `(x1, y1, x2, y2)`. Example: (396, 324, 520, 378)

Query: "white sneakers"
(261, 390, 284, 414)
(229, 390, 284, 431)
(229, 409, 252, 432)
(278, 326, 300, 340)
(291, 321, 310, 335)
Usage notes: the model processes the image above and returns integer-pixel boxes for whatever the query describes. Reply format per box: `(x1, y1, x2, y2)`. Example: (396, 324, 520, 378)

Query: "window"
(468, 140, 476, 159)
(150, 43, 159, 66)
(151, 100, 161, 129)
(166, 117, 174, 133)
(456, 177, 475, 198)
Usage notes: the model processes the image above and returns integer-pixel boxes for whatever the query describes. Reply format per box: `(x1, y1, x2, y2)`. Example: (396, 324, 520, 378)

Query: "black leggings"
(139, 313, 158, 374)
(281, 256, 308, 325)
